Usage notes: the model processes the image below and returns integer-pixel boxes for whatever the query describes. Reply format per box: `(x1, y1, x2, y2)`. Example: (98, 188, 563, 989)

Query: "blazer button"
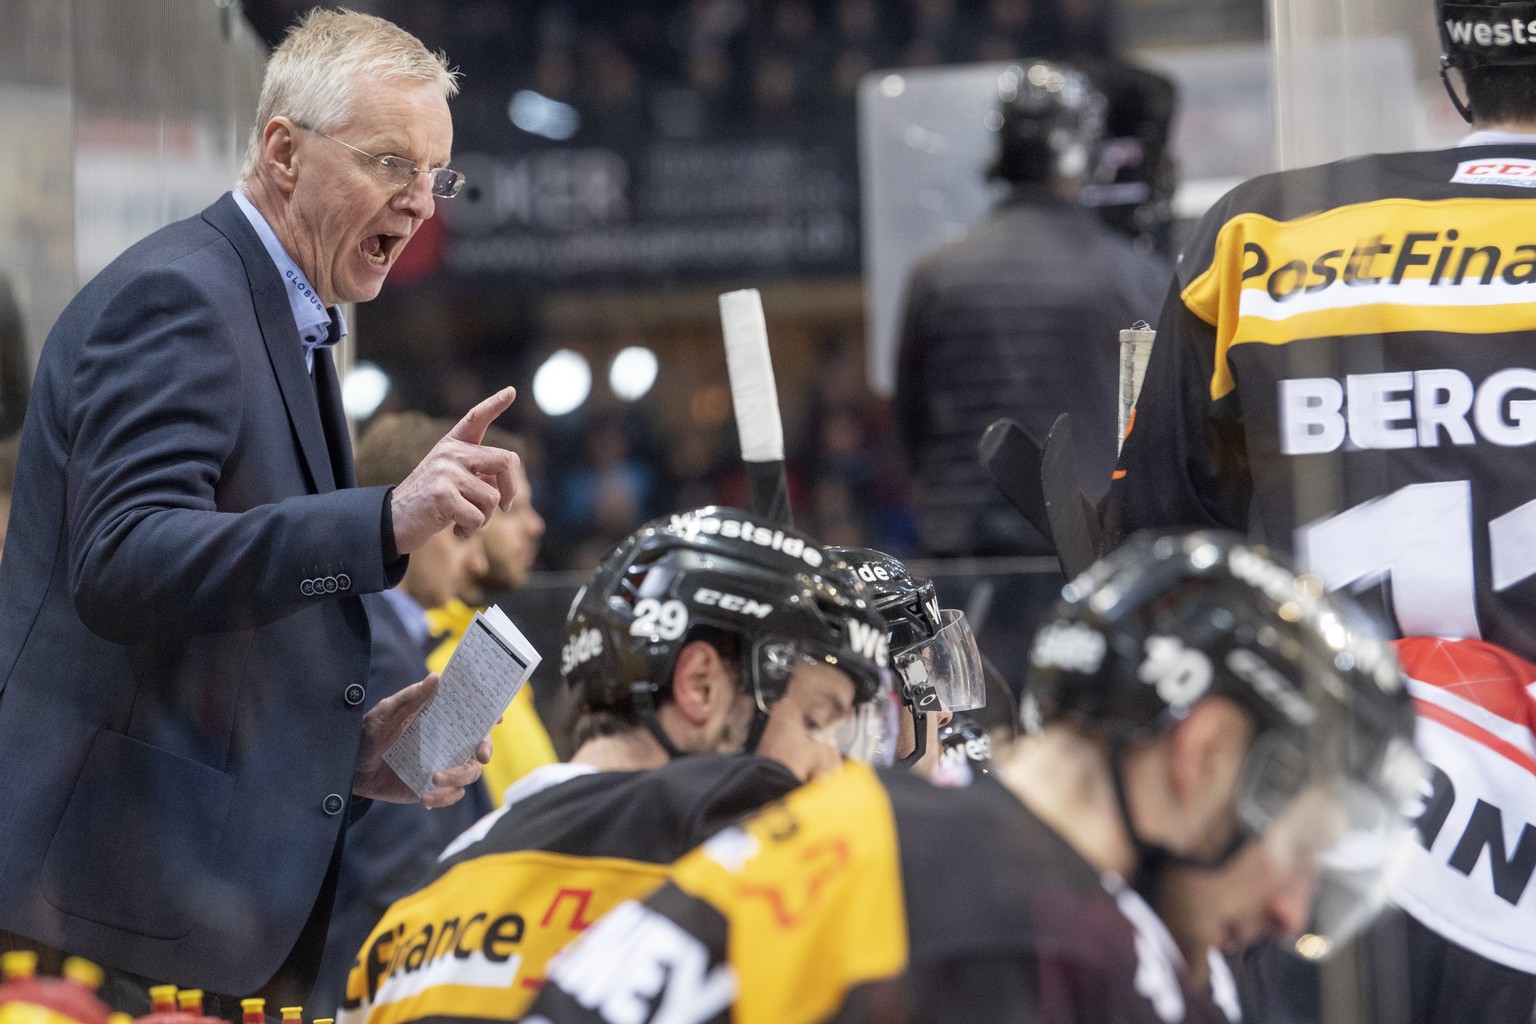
(337, 574, 351, 591)
(344, 683, 366, 706)
(324, 576, 339, 594)
(300, 580, 315, 597)
(322, 793, 345, 816)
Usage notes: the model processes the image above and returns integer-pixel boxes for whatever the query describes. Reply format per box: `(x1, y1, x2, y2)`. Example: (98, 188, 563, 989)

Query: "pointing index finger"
(447, 387, 517, 446)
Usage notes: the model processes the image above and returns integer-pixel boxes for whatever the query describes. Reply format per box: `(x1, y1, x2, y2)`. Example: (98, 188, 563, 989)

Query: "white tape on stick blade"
(1118, 322, 1155, 454)
(719, 288, 785, 462)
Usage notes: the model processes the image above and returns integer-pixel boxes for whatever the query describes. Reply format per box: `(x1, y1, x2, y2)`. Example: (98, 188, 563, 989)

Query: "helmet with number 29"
(562, 506, 895, 758)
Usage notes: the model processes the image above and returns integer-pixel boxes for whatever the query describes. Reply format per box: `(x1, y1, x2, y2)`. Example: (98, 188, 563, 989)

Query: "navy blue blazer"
(0, 193, 405, 995)
(308, 592, 492, 1017)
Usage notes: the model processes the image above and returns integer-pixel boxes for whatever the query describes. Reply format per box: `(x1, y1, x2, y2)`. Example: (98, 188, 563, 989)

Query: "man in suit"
(310, 412, 496, 1018)
(0, 9, 517, 1012)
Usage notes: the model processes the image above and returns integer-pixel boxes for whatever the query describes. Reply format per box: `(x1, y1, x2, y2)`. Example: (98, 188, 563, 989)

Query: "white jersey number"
(1296, 480, 1536, 638)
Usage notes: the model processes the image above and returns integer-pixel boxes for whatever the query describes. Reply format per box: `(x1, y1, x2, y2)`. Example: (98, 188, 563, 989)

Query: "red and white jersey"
(1393, 636, 1536, 973)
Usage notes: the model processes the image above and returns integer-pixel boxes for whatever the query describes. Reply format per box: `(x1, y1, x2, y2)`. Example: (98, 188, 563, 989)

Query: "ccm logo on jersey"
(693, 588, 773, 618)
(563, 628, 604, 673)
(670, 515, 824, 567)
(1281, 368, 1536, 454)
(1454, 158, 1536, 188)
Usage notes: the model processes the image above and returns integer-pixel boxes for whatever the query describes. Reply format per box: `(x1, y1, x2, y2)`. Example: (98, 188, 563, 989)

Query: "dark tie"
(311, 343, 349, 490)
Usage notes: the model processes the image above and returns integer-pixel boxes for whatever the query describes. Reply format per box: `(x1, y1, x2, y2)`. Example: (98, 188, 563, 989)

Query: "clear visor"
(1239, 737, 1426, 959)
(894, 608, 987, 713)
(752, 639, 900, 767)
(814, 687, 903, 767)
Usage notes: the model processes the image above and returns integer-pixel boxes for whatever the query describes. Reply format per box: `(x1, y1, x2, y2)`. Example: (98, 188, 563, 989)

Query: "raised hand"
(390, 387, 520, 554)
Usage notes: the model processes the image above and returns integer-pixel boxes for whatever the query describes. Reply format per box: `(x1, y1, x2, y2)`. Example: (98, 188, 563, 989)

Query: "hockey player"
(826, 547, 988, 774)
(528, 531, 1423, 1024)
(329, 507, 897, 1023)
(1105, 3, 1536, 1018)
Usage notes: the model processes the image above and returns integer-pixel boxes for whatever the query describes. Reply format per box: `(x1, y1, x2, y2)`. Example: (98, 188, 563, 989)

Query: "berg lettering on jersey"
(1280, 368, 1536, 454)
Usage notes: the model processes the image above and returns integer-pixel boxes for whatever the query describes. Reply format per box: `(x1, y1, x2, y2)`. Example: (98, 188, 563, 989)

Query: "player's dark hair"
(1465, 63, 1536, 124)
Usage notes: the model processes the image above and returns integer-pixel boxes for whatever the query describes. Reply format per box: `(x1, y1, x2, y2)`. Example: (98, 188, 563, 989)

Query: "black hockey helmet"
(826, 547, 987, 768)
(938, 715, 994, 773)
(1075, 58, 1179, 248)
(825, 546, 986, 713)
(1435, 0, 1536, 120)
(563, 507, 895, 756)
(988, 59, 1108, 185)
(1026, 530, 1423, 955)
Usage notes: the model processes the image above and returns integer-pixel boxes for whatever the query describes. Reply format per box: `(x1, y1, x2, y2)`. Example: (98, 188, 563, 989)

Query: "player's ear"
(670, 640, 731, 725)
(1168, 696, 1252, 833)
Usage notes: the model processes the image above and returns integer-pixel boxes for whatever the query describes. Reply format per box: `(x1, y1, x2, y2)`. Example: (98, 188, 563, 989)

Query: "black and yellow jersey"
(527, 761, 1237, 1024)
(334, 755, 798, 1024)
(1106, 140, 1536, 660)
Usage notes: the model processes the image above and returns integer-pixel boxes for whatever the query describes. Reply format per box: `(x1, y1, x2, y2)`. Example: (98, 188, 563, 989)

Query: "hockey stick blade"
(1040, 413, 1103, 579)
(978, 418, 1052, 541)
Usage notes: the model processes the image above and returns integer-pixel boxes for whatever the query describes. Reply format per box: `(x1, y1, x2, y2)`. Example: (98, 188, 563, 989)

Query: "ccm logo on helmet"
(562, 627, 604, 674)
(693, 588, 774, 618)
(670, 515, 824, 567)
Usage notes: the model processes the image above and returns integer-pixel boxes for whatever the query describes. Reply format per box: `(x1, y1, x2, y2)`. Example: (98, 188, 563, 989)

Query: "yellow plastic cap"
(241, 998, 266, 1014)
(61, 957, 104, 990)
(109, 1014, 136, 1024)
(279, 1009, 303, 1021)
(177, 991, 205, 1012)
(0, 950, 37, 980)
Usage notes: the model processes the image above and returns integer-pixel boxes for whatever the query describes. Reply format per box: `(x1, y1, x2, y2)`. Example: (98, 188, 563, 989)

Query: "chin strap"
(631, 681, 687, 759)
(896, 673, 940, 769)
(1107, 738, 1247, 902)
(897, 711, 929, 768)
(1441, 56, 1476, 123)
(741, 704, 770, 755)
(633, 680, 774, 760)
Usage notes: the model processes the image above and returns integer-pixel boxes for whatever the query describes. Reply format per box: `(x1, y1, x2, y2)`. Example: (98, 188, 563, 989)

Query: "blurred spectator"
(424, 424, 564, 808)
(0, 276, 26, 436)
(895, 60, 1168, 557)
(0, 432, 17, 565)
(556, 410, 659, 569)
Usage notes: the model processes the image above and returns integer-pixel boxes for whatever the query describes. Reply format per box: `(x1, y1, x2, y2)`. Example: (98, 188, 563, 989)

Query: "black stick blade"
(978, 418, 1051, 540)
(1040, 413, 1102, 579)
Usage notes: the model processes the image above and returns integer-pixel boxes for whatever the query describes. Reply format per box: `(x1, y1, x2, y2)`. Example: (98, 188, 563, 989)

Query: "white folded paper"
(384, 605, 541, 797)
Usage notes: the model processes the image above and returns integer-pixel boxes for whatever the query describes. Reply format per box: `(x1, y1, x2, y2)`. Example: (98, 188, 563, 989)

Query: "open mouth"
(362, 233, 401, 267)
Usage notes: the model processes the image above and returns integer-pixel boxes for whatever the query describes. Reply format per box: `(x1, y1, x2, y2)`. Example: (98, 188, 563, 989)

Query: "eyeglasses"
(296, 124, 465, 199)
